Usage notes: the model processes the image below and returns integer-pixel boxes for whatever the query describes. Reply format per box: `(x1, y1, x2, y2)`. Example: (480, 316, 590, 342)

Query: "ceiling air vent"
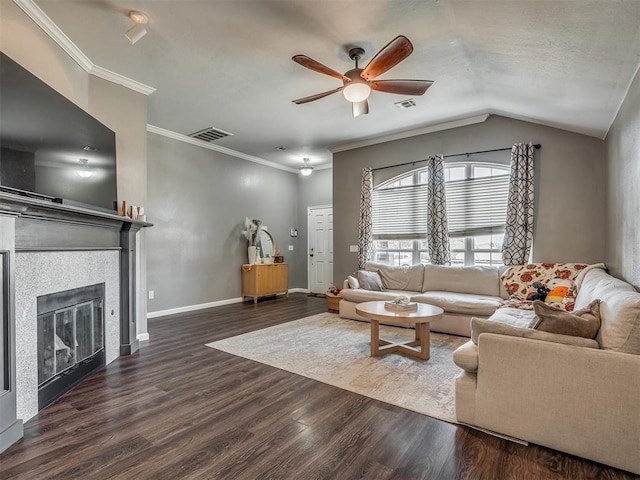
(188, 127, 233, 142)
(394, 99, 417, 109)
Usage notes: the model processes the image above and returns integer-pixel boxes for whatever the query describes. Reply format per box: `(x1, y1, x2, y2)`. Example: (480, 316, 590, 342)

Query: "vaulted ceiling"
(26, 0, 640, 170)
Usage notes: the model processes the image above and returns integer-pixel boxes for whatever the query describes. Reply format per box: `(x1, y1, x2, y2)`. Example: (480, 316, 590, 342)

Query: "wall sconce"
(299, 158, 314, 176)
(77, 158, 93, 178)
(125, 11, 148, 45)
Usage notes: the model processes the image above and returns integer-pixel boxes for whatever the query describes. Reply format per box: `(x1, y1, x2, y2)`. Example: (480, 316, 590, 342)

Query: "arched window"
(372, 162, 510, 266)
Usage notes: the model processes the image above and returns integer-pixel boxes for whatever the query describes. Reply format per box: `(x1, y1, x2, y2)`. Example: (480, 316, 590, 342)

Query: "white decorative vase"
(247, 246, 257, 265)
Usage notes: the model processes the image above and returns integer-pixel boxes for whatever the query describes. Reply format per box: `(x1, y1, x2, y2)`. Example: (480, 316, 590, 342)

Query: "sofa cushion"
(530, 299, 601, 339)
(452, 340, 478, 373)
(575, 268, 640, 354)
(489, 306, 537, 328)
(357, 270, 384, 291)
(364, 262, 424, 292)
(471, 317, 600, 348)
(498, 265, 512, 299)
(339, 288, 419, 303)
(422, 264, 500, 297)
(412, 291, 503, 316)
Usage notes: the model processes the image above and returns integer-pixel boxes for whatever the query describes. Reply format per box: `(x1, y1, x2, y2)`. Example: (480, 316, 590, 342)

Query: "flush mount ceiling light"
(77, 158, 93, 178)
(299, 158, 314, 176)
(125, 11, 148, 45)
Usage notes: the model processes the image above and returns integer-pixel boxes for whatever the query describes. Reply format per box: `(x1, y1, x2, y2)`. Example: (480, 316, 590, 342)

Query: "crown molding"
(90, 65, 156, 95)
(147, 125, 299, 174)
(13, 0, 156, 96)
(330, 114, 491, 152)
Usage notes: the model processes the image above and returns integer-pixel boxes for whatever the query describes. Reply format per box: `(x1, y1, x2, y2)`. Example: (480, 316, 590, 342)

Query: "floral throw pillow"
(500, 263, 589, 311)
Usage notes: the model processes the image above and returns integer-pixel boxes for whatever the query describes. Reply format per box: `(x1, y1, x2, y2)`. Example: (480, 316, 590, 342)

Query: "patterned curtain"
(358, 168, 373, 269)
(426, 155, 451, 265)
(502, 143, 535, 265)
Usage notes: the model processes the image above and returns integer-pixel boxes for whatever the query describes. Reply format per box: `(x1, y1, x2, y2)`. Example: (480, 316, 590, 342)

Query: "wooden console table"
(242, 263, 289, 304)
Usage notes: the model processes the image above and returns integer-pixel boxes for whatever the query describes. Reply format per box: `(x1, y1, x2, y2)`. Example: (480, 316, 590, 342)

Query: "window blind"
(446, 175, 509, 237)
(372, 184, 427, 239)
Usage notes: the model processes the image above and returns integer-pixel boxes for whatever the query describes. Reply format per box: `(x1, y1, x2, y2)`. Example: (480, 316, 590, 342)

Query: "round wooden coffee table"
(355, 301, 444, 360)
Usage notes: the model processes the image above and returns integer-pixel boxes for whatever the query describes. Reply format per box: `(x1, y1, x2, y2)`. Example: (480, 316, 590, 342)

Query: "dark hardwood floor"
(1, 293, 636, 480)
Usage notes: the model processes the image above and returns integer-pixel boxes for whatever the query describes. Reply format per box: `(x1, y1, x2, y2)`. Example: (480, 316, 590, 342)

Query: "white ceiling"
(28, 0, 640, 170)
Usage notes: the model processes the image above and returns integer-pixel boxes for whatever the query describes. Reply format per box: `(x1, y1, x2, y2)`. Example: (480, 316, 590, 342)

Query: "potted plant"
(241, 217, 262, 265)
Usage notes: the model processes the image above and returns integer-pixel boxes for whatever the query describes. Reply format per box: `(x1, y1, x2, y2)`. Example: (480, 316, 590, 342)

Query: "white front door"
(308, 206, 333, 294)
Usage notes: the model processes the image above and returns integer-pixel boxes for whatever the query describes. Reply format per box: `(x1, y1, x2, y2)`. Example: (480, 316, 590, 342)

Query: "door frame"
(307, 204, 333, 294)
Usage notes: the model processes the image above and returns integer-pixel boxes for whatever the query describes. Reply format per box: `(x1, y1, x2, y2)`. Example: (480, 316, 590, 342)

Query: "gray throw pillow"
(347, 275, 360, 289)
(529, 299, 601, 339)
(357, 270, 384, 291)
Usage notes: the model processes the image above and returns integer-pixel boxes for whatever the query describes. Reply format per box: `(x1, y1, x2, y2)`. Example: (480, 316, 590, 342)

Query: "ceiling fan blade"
(292, 86, 344, 104)
(292, 55, 349, 81)
(361, 35, 414, 81)
(370, 79, 433, 96)
(352, 99, 369, 118)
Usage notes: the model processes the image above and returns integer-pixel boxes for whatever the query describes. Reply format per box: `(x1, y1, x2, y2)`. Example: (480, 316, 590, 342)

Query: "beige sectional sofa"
(339, 262, 640, 474)
(454, 265, 640, 475)
(339, 262, 509, 336)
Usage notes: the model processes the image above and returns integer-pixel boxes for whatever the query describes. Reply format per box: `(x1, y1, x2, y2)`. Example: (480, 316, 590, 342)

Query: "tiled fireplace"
(14, 254, 121, 419)
(0, 192, 149, 452)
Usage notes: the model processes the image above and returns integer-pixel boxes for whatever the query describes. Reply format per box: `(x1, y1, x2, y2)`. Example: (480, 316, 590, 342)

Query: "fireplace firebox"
(37, 283, 105, 409)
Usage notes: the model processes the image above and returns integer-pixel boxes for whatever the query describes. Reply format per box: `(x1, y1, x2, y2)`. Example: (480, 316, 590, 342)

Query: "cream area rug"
(206, 312, 467, 423)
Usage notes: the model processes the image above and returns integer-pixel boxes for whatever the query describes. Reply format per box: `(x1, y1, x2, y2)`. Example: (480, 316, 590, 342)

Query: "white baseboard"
(288, 288, 310, 294)
(147, 297, 244, 319)
(137, 332, 150, 342)
(147, 289, 309, 319)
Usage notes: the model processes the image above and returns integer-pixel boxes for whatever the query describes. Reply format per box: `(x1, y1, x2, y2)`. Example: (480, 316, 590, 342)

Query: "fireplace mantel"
(0, 191, 152, 453)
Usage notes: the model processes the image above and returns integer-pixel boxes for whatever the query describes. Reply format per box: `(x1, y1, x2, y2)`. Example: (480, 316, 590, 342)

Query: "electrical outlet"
(349, 245, 359, 252)
(288, 245, 294, 251)
(148, 290, 155, 300)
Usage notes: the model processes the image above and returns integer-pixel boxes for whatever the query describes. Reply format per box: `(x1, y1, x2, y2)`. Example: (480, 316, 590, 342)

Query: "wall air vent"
(188, 127, 233, 142)
(394, 99, 417, 109)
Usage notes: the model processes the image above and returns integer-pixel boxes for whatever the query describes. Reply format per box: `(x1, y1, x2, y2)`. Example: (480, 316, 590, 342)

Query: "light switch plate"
(349, 245, 359, 252)
(288, 245, 294, 251)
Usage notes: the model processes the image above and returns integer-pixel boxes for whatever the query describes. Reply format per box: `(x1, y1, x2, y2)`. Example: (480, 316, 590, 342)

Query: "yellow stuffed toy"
(545, 278, 574, 304)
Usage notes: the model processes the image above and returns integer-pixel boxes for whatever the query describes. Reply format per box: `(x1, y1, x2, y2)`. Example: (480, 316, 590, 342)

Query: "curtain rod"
(371, 144, 542, 172)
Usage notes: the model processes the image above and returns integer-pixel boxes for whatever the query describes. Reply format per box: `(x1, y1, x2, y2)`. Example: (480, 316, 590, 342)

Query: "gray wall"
(333, 115, 606, 284)
(605, 67, 640, 289)
(147, 133, 326, 312)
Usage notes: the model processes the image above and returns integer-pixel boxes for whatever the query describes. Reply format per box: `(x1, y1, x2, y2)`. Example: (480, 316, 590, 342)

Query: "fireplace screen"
(37, 285, 104, 388)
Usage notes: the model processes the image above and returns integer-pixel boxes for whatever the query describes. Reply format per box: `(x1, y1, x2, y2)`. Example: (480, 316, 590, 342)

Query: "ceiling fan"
(292, 35, 433, 117)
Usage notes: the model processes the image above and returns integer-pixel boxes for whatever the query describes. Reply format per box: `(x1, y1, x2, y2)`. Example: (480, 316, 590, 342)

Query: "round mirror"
(257, 229, 276, 259)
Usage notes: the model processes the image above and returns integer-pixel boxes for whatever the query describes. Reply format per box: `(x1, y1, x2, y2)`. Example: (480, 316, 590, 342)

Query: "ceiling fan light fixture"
(292, 36, 429, 116)
(299, 158, 314, 176)
(343, 83, 371, 103)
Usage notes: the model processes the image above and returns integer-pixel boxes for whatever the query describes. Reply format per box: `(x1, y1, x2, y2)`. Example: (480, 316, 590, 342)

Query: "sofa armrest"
(473, 334, 640, 474)
(343, 279, 350, 290)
